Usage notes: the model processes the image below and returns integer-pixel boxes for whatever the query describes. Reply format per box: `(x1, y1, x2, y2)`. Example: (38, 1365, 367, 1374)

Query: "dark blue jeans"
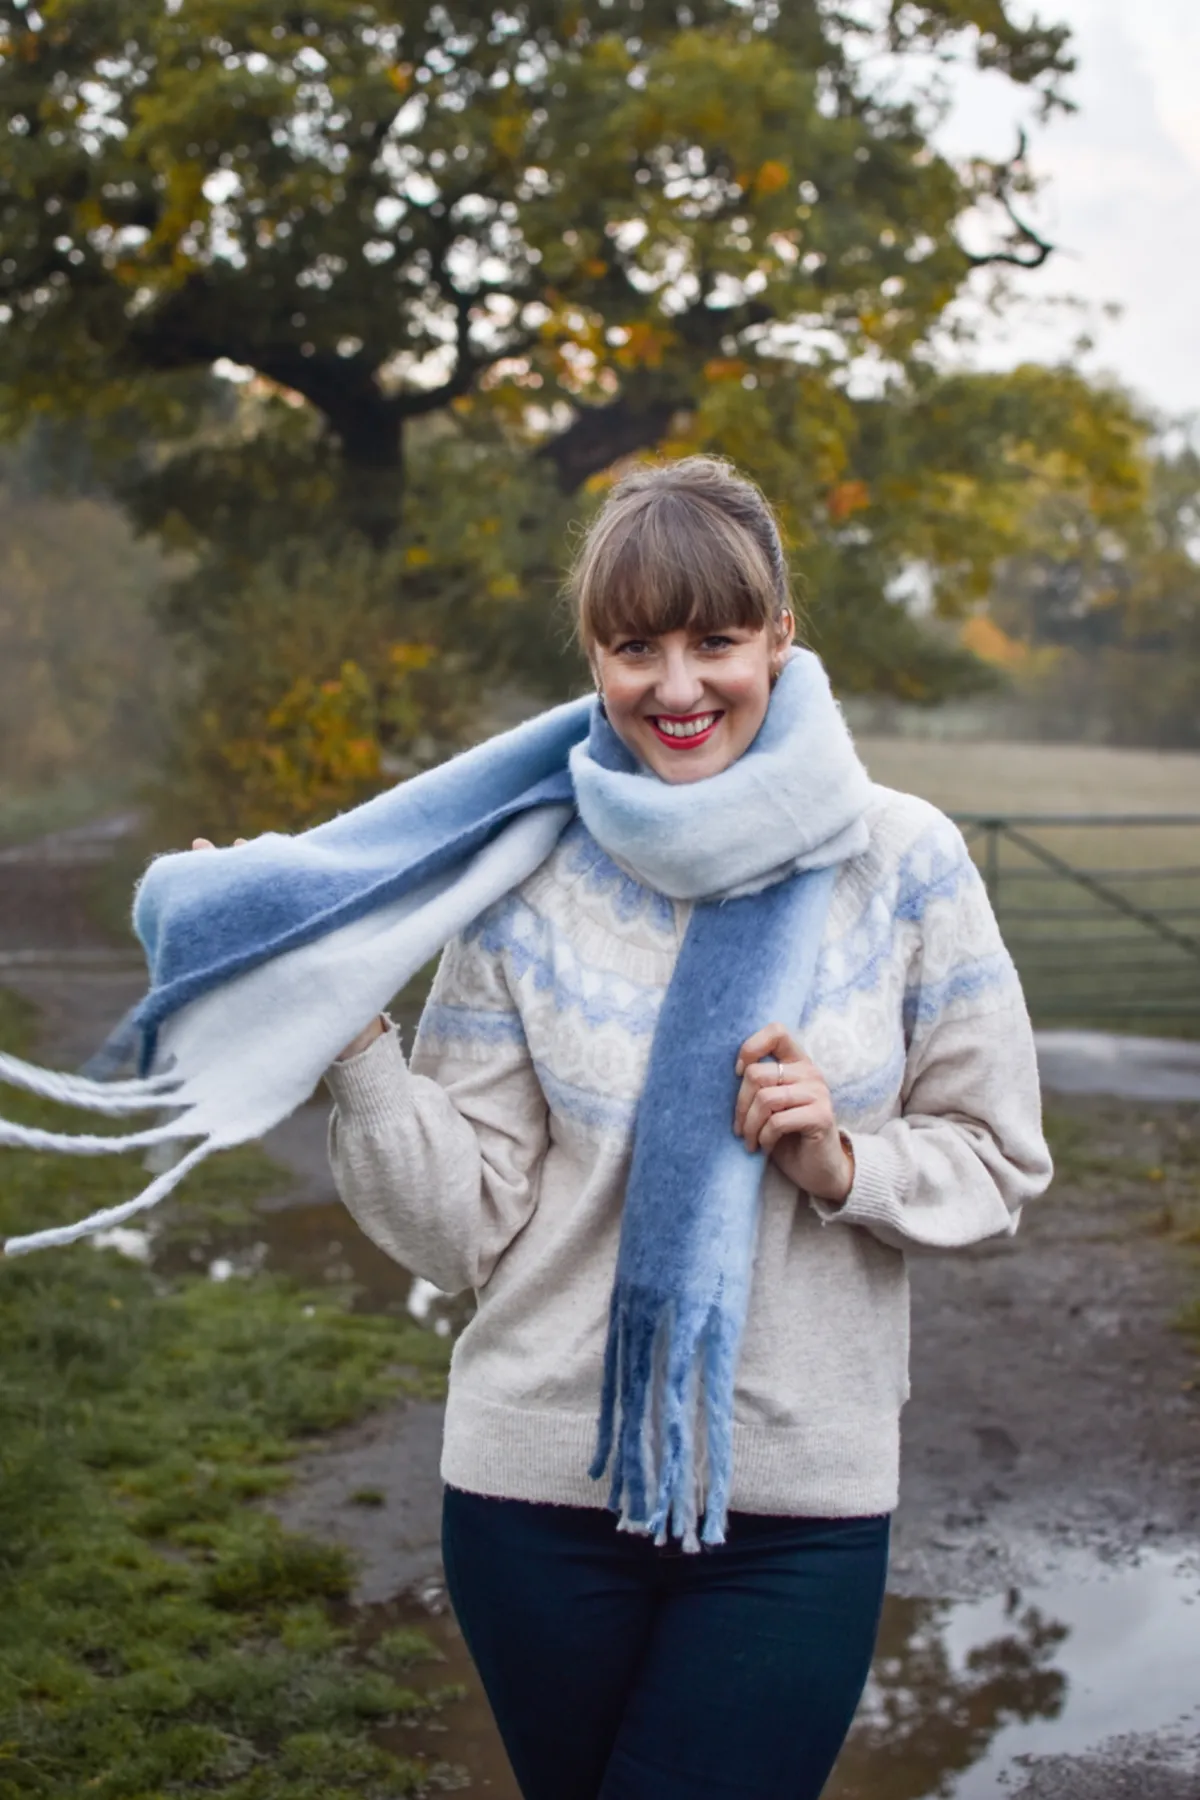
(441, 1487, 889, 1800)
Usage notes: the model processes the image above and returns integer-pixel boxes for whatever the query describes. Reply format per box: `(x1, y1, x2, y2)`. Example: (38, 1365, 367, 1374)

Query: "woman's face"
(591, 617, 791, 785)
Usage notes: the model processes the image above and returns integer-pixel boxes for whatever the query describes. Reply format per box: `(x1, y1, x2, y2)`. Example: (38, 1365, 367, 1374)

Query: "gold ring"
(774, 1059, 785, 1084)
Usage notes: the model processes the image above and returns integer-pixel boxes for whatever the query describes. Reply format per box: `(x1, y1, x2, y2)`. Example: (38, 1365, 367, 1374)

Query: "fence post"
(984, 820, 1000, 909)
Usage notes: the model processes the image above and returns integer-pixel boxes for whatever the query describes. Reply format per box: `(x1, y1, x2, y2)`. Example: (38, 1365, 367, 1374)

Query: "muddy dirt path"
(2, 819, 1198, 1800)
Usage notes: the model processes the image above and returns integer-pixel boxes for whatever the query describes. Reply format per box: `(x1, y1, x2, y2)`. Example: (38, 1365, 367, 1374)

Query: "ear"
(770, 611, 795, 677)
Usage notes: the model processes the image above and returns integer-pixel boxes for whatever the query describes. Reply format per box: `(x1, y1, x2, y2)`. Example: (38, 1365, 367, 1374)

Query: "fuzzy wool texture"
(327, 788, 1053, 1527)
(590, 868, 837, 1546)
(0, 653, 869, 1547)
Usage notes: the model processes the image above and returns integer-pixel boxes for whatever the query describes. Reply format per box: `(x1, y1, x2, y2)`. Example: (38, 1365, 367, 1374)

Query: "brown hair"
(569, 456, 793, 649)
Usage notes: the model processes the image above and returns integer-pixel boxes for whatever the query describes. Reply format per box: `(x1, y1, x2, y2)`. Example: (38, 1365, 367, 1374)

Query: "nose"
(653, 646, 706, 715)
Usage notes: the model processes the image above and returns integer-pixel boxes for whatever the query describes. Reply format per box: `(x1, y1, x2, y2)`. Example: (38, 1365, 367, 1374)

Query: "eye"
(699, 633, 737, 651)
(612, 638, 651, 657)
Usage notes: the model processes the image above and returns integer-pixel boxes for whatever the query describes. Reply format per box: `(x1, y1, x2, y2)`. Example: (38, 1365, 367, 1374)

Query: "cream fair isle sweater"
(325, 785, 1052, 1519)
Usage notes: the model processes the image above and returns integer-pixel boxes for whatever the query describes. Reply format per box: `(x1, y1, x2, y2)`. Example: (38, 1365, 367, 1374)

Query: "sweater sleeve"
(324, 924, 549, 1294)
(814, 828, 1053, 1252)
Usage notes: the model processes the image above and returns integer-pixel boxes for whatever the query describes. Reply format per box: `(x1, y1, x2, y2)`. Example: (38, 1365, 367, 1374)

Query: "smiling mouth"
(647, 711, 723, 748)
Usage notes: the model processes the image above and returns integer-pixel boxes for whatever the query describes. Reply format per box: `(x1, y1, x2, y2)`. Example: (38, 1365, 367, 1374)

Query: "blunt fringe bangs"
(571, 457, 791, 648)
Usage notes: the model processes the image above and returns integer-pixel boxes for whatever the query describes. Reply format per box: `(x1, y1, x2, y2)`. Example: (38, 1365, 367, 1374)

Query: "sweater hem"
(440, 1386, 899, 1518)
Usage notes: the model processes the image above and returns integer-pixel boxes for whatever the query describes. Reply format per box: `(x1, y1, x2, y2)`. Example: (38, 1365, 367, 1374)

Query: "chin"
(641, 738, 739, 785)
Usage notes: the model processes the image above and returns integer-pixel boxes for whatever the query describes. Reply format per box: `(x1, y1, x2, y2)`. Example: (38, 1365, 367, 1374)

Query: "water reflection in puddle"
(369, 1554, 1200, 1799)
(830, 1552, 1199, 1798)
(148, 1197, 471, 1332)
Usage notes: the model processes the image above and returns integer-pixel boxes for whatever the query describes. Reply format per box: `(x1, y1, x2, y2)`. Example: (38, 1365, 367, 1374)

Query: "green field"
(859, 737, 1200, 1035)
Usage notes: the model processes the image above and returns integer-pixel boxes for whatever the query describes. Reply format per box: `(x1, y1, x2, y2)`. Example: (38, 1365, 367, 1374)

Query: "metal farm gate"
(953, 814, 1200, 1036)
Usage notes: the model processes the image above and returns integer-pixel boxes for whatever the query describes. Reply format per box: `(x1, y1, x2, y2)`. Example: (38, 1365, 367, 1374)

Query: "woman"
(323, 457, 1052, 1800)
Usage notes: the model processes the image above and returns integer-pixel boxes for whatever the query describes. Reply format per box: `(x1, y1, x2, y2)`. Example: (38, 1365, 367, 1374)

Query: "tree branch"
(964, 129, 1055, 271)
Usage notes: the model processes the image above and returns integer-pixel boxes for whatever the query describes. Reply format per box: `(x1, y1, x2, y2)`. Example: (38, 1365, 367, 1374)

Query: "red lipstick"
(646, 712, 723, 751)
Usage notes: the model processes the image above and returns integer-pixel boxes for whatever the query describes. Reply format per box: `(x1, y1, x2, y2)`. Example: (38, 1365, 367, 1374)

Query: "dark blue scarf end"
(590, 1284, 743, 1553)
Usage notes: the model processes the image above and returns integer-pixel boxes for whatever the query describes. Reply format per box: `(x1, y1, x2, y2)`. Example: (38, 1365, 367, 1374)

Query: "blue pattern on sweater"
(903, 952, 1016, 1035)
(811, 822, 972, 1013)
(561, 821, 677, 937)
(468, 894, 664, 1039)
(534, 1060, 638, 1135)
(441, 816, 1014, 1106)
(421, 1003, 526, 1049)
(829, 1041, 908, 1120)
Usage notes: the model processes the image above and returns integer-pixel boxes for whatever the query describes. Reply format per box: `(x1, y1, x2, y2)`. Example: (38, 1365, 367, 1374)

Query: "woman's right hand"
(190, 835, 384, 1062)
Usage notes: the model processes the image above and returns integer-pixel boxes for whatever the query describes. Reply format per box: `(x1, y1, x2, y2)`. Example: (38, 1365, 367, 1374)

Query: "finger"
(735, 1023, 807, 1078)
(191, 838, 215, 851)
(741, 1085, 828, 1151)
(758, 1102, 828, 1154)
(740, 1055, 817, 1095)
(234, 837, 247, 846)
(735, 1071, 822, 1134)
(743, 1093, 822, 1151)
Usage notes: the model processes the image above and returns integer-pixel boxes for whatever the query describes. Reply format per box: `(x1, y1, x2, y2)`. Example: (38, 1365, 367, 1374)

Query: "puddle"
(358, 1587, 521, 1796)
(148, 1198, 473, 1334)
(352, 1552, 1200, 1799)
(830, 1550, 1200, 1797)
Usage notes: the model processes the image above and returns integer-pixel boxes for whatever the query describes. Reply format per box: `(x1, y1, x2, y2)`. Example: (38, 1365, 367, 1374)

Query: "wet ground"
(2, 816, 1199, 1798)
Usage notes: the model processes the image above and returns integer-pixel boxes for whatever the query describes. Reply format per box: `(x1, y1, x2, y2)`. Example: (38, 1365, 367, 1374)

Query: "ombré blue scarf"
(0, 650, 870, 1546)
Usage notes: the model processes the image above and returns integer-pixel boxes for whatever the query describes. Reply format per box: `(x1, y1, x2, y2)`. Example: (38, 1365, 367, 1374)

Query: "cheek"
(717, 664, 771, 727)
(596, 662, 649, 714)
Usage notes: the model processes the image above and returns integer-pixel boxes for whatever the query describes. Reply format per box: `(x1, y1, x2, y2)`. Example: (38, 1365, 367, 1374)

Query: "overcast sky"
(935, 0, 1200, 419)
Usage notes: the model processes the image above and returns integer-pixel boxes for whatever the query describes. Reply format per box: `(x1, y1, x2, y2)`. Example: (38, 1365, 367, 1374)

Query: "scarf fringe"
(4, 1137, 213, 1257)
(0, 1050, 180, 1113)
(0, 1047, 204, 1255)
(590, 1286, 741, 1553)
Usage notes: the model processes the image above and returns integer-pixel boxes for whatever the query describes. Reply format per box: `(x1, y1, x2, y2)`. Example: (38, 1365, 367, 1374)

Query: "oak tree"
(0, 0, 1072, 542)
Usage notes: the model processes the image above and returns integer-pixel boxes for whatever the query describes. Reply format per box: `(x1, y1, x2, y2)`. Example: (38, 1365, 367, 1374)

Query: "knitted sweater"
(325, 784, 1052, 1519)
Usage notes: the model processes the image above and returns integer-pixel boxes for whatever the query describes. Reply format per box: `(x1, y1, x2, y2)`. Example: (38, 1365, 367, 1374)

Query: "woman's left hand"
(734, 1024, 854, 1205)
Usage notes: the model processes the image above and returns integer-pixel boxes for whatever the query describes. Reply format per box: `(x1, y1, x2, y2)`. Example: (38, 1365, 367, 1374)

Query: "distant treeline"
(0, 436, 175, 797)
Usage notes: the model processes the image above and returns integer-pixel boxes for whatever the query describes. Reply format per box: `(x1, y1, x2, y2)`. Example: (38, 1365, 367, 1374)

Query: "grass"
(0, 986, 454, 1800)
(858, 735, 1200, 822)
(858, 737, 1200, 1036)
(1043, 1099, 1200, 1354)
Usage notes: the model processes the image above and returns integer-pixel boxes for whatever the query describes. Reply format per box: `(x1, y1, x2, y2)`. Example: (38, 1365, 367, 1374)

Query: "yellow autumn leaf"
(959, 614, 1030, 672)
(754, 160, 790, 197)
(827, 480, 871, 522)
(615, 321, 675, 370)
(703, 357, 749, 383)
(389, 641, 436, 671)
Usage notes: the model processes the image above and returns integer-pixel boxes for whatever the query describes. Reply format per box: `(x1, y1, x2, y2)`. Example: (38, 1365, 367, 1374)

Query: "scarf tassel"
(0, 1046, 213, 1257)
(590, 1286, 743, 1553)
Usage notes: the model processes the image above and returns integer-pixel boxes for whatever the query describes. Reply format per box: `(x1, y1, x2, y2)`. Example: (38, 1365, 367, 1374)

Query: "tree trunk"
(321, 390, 407, 549)
(539, 394, 687, 493)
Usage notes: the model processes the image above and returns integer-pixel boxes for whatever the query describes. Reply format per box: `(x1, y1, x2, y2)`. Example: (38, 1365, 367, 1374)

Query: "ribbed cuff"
(810, 1129, 904, 1235)
(322, 1022, 414, 1130)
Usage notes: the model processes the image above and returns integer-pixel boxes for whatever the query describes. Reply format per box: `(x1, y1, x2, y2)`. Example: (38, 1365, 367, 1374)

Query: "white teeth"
(654, 713, 719, 739)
